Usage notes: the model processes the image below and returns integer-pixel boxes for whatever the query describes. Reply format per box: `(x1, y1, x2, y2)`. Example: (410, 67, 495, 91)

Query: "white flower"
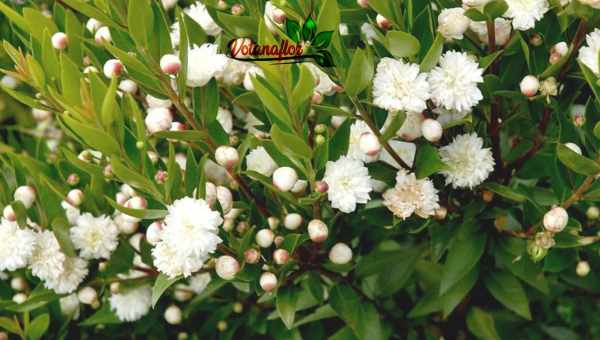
(380, 140, 417, 169)
(30, 231, 66, 281)
(428, 51, 483, 112)
(186, 44, 228, 87)
(578, 28, 600, 76)
(189, 272, 212, 294)
(185, 2, 222, 36)
(217, 107, 233, 134)
(361, 23, 378, 45)
(504, 0, 549, 31)
(348, 120, 378, 163)
(243, 66, 265, 92)
(44, 256, 88, 294)
(70, 213, 119, 260)
(437, 8, 470, 41)
(439, 133, 495, 188)
(463, 0, 491, 7)
(59, 294, 80, 319)
(323, 156, 373, 213)
(264, 1, 284, 32)
(469, 18, 512, 46)
(244, 112, 267, 137)
(580, 0, 600, 9)
(215, 59, 252, 86)
(246, 146, 278, 176)
(305, 63, 338, 96)
(109, 286, 152, 322)
(0, 219, 36, 271)
(152, 241, 205, 278)
(383, 170, 440, 219)
(373, 58, 430, 113)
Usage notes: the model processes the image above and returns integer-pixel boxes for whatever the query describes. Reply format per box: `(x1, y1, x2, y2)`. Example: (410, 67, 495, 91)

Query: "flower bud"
(94, 26, 112, 44)
(315, 181, 329, 193)
(145, 107, 173, 134)
(259, 272, 277, 292)
(10, 277, 27, 291)
(482, 190, 494, 203)
(103, 59, 123, 79)
(155, 170, 168, 184)
(66, 189, 84, 206)
(12, 293, 27, 304)
(527, 240, 548, 262)
(540, 77, 558, 97)
(66, 174, 80, 186)
(161, 0, 178, 9)
(359, 132, 381, 156)
(32, 108, 51, 122)
(272, 167, 298, 192)
(543, 206, 568, 233)
(215, 146, 240, 169)
(256, 229, 275, 248)
(437, 8, 469, 41)
(0, 75, 18, 89)
(272, 8, 286, 24)
(126, 196, 147, 210)
(329, 243, 352, 264)
(0, 332, 7, 340)
(164, 305, 182, 325)
(331, 115, 347, 129)
(357, 0, 369, 8)
(217, 320, 228, 332)
(587, 206, 599, 220)
(14, 185, 36, 209)
(223, 218, 235, 232)
(117, 219, 139, 235)
(233, 302, 243, 313)
(576, 260, 590, 277)
(51, 32, 69, 50)
(215, 255, 240, 280)
(549, 52, 562, 65)
(314, 134, 326, 145)
(231, 4, 244, 15)
(160, 54, 181, 75)
(3, 205, 17, 221)
(421, 118, 443, 142)
(274, 235, 284, 247)
(146, 94, 172, 108)
(110, 282, 120, 294)
(314, 124, 327, 134)
(273, 249, 290, 265)
(268, 216, 280, 230)
(311, 92, 323, 104)
(216, 186, 233, 213)
(244, 248, 260, 264)
(565, 142, 582, 155)
(236, 221, 249, 234)
(291, 179, 308, 194)
(174, 284, 192, 302)
(116, 192, 128, 206)
(308, 219, 328, 243)
(284, 213, 303, 230)
(86, 18, 102, 33)
(520, 75, 539, 97)
(118, 79, 138, 94)
(146, 221, 163, 245)
(376, 14, 391, 30)
(77, 286, 98, 305)
(529, 33, 543, 46)
(552, 42, 568, 57)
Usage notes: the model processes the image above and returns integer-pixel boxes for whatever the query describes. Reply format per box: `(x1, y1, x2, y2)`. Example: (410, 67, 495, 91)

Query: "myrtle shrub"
(1, 0, 600, 339)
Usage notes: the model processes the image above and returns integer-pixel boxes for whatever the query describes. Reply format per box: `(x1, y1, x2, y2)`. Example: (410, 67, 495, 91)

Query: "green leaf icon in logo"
(286, 19, 301, 43)
(302, 17, 316, 42)
(312, 31, 333, 49)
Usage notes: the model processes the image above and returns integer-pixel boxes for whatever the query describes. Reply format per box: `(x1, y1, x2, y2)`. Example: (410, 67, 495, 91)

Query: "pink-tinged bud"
(236, 221, 249, 234)
(272, 8, 286, 24)
(272, 167, 298, 192)
(103, 59, 123, 79)
(274, 235, 284, 247)
(543, 206, 568, 233)
(94, 26, 111, 44)
(14, 185, 36, 209)
(376, 14, 391, 30)
(358, 132, 381, 156)
(549, 52, 561, 65)
(308, 219, 328, 243)
(552, 41, 568, 57)
(529, 33, 543, 46)
(215, 146, 240, 169)
(357, 0, 369, 8)
(118, 79, 138, 94)
(126, 196, 147, 210)
(259, 272, 277, 292)
(86, 18, 102, 33)
(145, 107, 173, 134)
(256, 229, 275, 248)
(244, 248, 260, 264)
(160, 54, 181, 74)
(51, 32, 69, 50)
(334, 84, 344, 93)
(116, 192, 128, 206)
(311, 92, 323, 104)
(291, 179, 308, 194)
(421, 118, 443, 142)
(215, 255, 240, 280)
(67, 173, 80, 186)
(146, 221, 163, 245)
(103, 164, 113, 178)
(273, 249, 290, 265)
(66, 189, 84, 206)
(217, 0, 228, 10)
(231, 4, 244, 15)
(268, 216, 280, 230)
(283, 213, 303, 230)
(217, 186, 233, 213)
(520, 75, 539, 97)
(329, 243, 352, 264)
(155, 170, 168, 184)
(315, 181, 329, 193)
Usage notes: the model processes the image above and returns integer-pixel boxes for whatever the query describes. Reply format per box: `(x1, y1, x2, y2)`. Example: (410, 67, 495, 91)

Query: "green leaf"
(414, 143, 447, 179)
(80, 304, 121, 326)
(51, 217, 77, 257)
(61, 115, 121, 156)
(280, 233, 309, 254)
(293, 304, 336, 327)
(420, 33, 444, 72)
(286, 20, 301, 43)
(0, 2, 28, 31)
(106, 197, 167, 219)
(152, 274, 181, 308)
(152, 130, 209, 142)
(345, 48, 373, 96)
(302, 17, 316, 42)
(127, 0, 154, 48)
(206, 7, 257, 37)
(0, 316, 20, 334)
(10, 200, 28, 229)
(578, 60, 600, 104)
(385, 31, 420, 58)
(61, 0, 121, 29)
(277, 286, 300, 329)
(464, 8, 487, 21)
(483, 0, 508, 19)
(329, 118, 352, 161)
(381, 112, 405, 141)
(102, 240, 135, 277)
(101, 77, 120, 129)
(466, 308, 501, 340)
(110, 158, 162, 199)
(556, 143, 600, 176)
(316, 0, 340, 33)
(481, 183, 527, 202)
(329, 284, 385, 340)
(7, 286, 57, 312)
(479, 50, 503, 71)
(312, 31, 333, 49)
(292, 64, 315, 110)
(251, 76, 293, 128)
(26, 314, 49, 340)
(483, 271, 531, 320)
(440, 230, 486, 294)
(271, 124, 312, 159)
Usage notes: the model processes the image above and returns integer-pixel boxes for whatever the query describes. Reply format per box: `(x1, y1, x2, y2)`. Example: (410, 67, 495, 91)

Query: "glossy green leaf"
(556, 143, 600, 176)
(61, 115, 121, 156)
(345, 48, 373, 96)
(271, 124, 312, 159)
(152, 274, 181, 308)
(466, 308, 501, 340)
(484, 271, 531, 319)
(440, 230, 486, 294)
(277, 286, 300, 329)
(415, 143, 447, 179)
(385, 30, 420, 58)
(26, 314, 49, 340)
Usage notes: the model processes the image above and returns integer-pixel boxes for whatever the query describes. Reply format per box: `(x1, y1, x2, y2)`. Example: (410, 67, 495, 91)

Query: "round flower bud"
(268, 216, 280, 230)
(291, 180, 308, 194)
(272, 167, 298, 192)
(284, 213, 303, 230)
(0, 75, 18, 89)
(14, 185, 36, 209)
(215, 255, 240, 280)
(565, 142, 582, 155)
(543, 206, 568, 233)
(164, 305, 183, 325)
(376, 14, 391, 30)
(256, 229, 275, 248)
(244, 248, 260, 264)
(161, 0, 178, 9)
(437, 8, 470, 41)
(576, 261, 591, 277)
(527, 240, 548, 262)
(520, 75, 539, 97)
(236, 221, 249, 234)
(329, 243, 352, 264)
(32, 108, 51, 122)
(308, 219, 328, 243)
(66, 189, 84, 206)
(146, 221, 163, 245)
(110, 282, 121, 294)
(233, 302, 243, 313)
(77, 287, 98, 305)
(160, 54, 181, 75)
(223, 219, 235, 232)
(314, 124, 327, 134)
(103, 59, 123, 79)
(314, 135, 326, 145)
(587, 206, 599, 220)
(0, 332, 7, 340)
(273, 249, 290, 265)
(174, 285, 193, 302)
(231, 4, 244, 15)
(145, 107, 173, 134)
(549, 52, 562, 65)
(274, 235, 284, 247)
(12, 293, 27, 304)
(86, 18, 102, 33)
(315, 181, 329, 193)
(552, 41, 568, 57)
(259, 272, 277, 292)
(146, 94, 172, 108)
(311, 92, 323, 104)
(126, 196, 148, 210)
(331, 115, 347, 129)
(482, 190, 494, 202)
(420, 118, 443, 142)
(118, 79, 138, 94)
(51, 32, 69, 50)
(217, 320, 228, 332)
(359, 132, 381, 156)
(357, 0, 369, 8)
(215, 146, 239, 169)
(529, 33, 543, 46)
(94, 26, 112, 44)
(10, 277, 27, 291)
(272, 8, 286, 24)
(116, 192, 128, 206)
(66, 174, 80, 186)
(83, 66, 98, 74)
(216, 186, 233, 213)
(3, 205, 15, 222)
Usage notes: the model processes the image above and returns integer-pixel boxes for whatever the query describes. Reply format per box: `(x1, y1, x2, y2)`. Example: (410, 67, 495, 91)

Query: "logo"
(227, 16, 334, 67)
